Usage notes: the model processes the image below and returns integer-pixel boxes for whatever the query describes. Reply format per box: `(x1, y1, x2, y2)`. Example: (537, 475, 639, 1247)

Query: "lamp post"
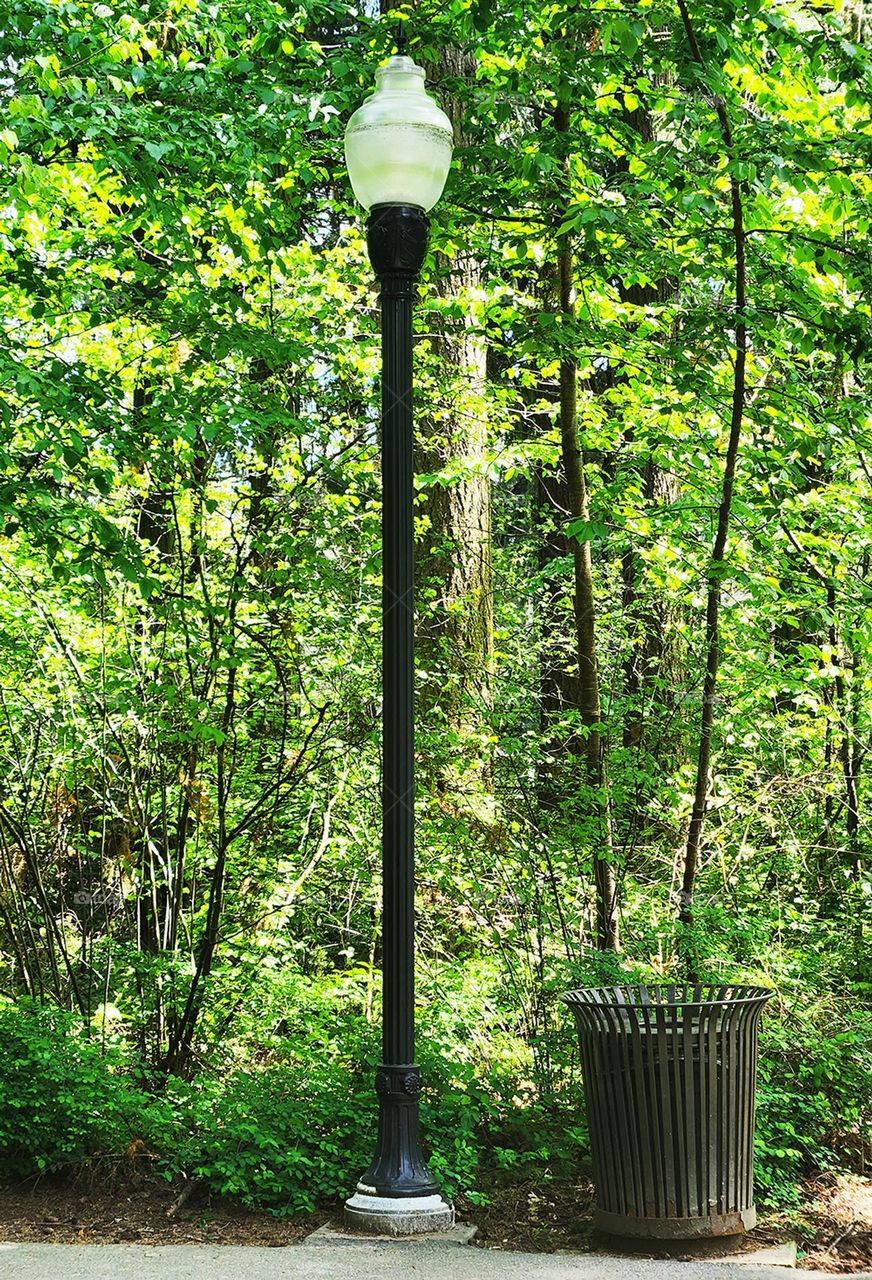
(342, 24, 454, 1237)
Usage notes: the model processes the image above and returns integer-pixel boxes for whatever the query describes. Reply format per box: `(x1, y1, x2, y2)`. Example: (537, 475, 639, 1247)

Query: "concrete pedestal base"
(305, 1221, 476, 1247)
(344, 1191, 454, 1236)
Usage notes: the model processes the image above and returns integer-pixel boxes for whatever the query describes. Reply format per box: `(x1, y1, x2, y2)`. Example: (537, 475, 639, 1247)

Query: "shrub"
(0, 1000, 155, 1176)
(755, 1005, 872, 1204)
(160, 1061, 373, 1213)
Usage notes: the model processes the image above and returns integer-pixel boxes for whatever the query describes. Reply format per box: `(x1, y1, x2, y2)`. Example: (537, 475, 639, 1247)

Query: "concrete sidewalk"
(1, 1242, 870, 1280)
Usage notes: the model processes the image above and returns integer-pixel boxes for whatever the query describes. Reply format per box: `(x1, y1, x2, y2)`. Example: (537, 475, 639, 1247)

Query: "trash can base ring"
(594, 1206, 756, 1240)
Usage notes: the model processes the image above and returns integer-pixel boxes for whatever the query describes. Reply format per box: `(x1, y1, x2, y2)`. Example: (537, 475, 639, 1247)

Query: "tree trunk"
(381, 16, 493, 747)
(555, 101, 619, 953)
(676, 1, 748, 978)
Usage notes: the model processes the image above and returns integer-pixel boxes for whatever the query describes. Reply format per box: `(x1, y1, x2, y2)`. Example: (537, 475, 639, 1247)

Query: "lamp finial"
(395, 20, 407, 56)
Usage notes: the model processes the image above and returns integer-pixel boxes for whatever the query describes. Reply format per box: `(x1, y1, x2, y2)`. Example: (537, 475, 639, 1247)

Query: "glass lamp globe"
(344, 54, 453, 213)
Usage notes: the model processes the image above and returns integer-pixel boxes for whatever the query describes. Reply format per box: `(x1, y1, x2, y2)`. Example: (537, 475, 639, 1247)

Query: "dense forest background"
(0, 0, 870, 1246)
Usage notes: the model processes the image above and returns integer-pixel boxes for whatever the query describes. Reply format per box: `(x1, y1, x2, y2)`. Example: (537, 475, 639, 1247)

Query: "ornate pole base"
(344, 1064, 453, 1235)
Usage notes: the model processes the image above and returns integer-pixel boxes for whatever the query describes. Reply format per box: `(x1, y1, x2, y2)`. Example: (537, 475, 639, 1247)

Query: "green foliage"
(0, 1001, 157, 1176)
(161, 1064, 372, 1214)
(756, 1005, 872, 1205)
(1, 958, 871, 1216)
(0, 977, 581, 1211)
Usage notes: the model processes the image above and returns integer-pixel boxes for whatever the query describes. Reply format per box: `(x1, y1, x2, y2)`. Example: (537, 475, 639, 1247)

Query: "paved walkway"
(1, 1242, 870, 1280)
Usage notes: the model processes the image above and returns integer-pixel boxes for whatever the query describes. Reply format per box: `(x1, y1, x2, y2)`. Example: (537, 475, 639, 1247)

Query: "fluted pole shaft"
(381, 263, 416, 1068)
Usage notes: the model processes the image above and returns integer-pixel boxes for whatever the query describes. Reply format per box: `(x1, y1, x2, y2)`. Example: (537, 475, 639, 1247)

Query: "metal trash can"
(562, 985, 772, 1243)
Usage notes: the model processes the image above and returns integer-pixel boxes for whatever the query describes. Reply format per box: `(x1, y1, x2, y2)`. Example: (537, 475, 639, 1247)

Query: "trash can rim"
(560, 983, 774, 1010)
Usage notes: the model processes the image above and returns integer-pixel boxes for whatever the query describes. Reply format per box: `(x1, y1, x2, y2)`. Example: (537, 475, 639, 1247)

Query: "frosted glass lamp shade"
(344, 55, 453, 212)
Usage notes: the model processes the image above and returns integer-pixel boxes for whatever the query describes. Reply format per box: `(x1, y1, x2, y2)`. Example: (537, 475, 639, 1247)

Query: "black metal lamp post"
(342, 26, 454, 1236)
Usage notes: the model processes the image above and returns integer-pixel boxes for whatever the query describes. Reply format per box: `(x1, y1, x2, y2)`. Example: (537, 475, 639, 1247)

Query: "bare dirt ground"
(466, 1174, 872, 1272)
(0, 1171, 869, 1271)
(794, 1174, 872, 1274)
(0, 1175, 323, 1246)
